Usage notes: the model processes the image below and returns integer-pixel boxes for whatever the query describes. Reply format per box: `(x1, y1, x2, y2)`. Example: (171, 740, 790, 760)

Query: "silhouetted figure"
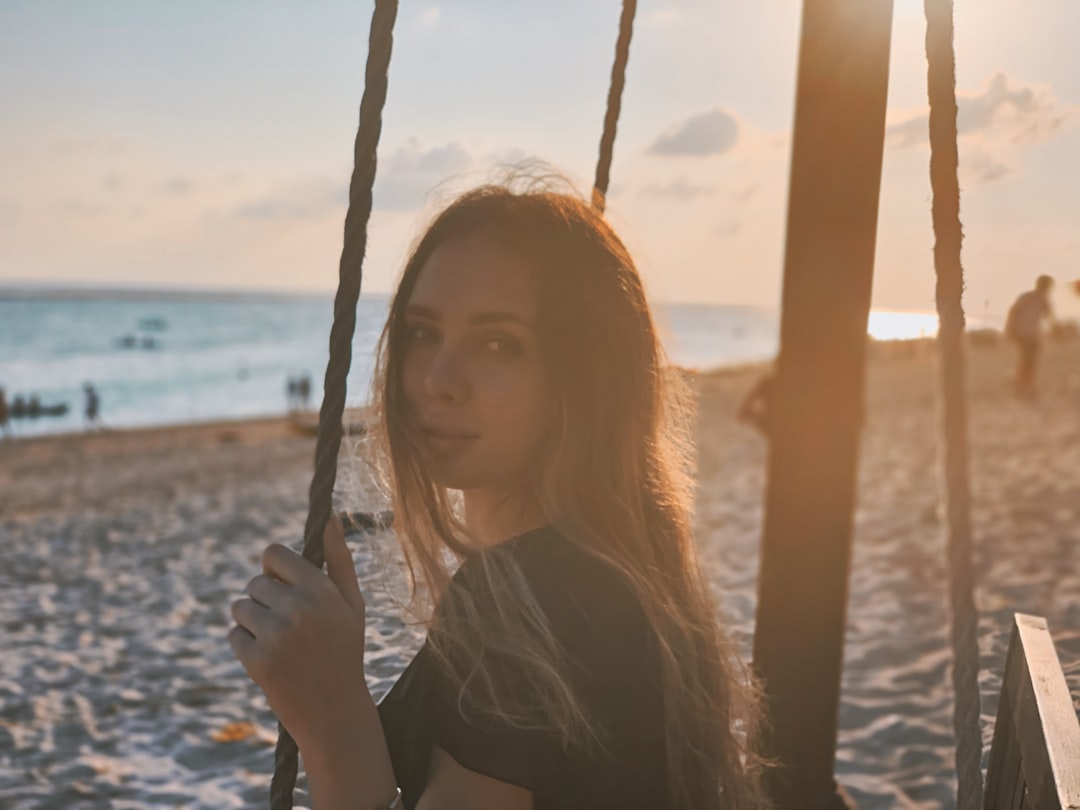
(83, 382, 102, 429)
(737, 372, 775, 437)
(286, 376, 298, 413)
(1005, 275, 1055, 399)
(297, 373, 311, 411)
(0, 387, 9, 438)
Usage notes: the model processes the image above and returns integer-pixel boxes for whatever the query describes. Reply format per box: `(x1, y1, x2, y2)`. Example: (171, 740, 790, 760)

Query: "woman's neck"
(461, 488, 546, 548)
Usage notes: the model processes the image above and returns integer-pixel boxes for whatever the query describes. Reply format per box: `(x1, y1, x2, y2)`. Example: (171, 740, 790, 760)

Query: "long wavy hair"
(369, 179, 767, 809)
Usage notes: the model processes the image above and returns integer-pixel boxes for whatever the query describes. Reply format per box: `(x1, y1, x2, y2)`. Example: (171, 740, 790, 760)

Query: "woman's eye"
(405, 324, 437, 344)
(483, 336, 523, 357)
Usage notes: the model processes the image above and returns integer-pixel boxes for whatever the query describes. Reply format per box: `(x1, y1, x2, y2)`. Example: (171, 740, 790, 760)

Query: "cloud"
(234, 178, 346, 221)
(229, 139, 491, 221)
(374, 139, 473, 210)
(886, 116, 925, 148)
(161, 177, 193, 195)
(732, 185, 759, 202)
(416, 6, 440, 27)
(640, 177, 719, 200)
(962, 151, 1011, 184)
(959, 74, 1071, 142)
(887, 74, 1076, 149)
(649, 109, 740, 157)
(641, 8, 686, 26)
(56, 200, 106, 218)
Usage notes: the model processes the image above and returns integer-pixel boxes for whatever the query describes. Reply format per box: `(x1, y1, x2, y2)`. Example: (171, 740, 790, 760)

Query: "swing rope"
(924, 1, 984, 807)
(269, 1, 398, 807)
(592, 0, 637, 212)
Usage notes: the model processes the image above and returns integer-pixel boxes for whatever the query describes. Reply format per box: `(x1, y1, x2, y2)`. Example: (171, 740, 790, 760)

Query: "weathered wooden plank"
(1014, 614, 1080, 809)
(983, 614, 1080, 810)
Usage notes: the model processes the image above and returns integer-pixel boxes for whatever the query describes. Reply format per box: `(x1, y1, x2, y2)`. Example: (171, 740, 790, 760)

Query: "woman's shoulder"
(502, 527, 654, 660)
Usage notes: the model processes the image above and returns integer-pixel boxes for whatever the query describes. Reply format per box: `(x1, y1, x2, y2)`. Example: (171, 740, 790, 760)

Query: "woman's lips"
(422, 428, 479, 453)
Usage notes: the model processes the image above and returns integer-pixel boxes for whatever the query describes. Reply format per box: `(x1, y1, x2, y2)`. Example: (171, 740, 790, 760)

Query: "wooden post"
(751, 1, 894, 807)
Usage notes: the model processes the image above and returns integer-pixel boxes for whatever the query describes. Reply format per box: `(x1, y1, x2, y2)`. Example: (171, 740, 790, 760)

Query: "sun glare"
(866, 310, 940, 341)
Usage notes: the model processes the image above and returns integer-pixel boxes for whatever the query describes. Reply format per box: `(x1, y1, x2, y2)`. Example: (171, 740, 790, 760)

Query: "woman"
(229, 182, 766, 809)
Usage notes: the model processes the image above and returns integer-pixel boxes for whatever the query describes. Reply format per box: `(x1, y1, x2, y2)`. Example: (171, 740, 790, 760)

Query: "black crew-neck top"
(376, 527, 667, 809)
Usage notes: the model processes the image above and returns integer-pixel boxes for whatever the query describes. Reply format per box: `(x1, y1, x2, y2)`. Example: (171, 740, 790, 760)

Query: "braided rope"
(268, 2, 398, 807)
(923, 1, 984, 807)
(592, 0, 637, 212)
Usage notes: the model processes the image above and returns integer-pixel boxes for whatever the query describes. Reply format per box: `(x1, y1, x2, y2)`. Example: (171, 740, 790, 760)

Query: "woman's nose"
(424, 346, 469, 403)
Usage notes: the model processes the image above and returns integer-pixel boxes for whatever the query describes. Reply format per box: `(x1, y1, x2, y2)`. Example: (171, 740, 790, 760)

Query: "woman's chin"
(428, 464, 484, 492)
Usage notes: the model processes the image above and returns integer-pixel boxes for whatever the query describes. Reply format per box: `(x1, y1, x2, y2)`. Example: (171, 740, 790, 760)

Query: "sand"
(1, 338, 1078, 809)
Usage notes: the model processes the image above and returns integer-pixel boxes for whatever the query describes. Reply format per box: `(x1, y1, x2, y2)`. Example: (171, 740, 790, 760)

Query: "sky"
(2, 0, 1079, 320)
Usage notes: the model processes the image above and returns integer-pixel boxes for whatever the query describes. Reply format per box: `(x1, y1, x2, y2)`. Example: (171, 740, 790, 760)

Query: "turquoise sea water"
(0, 291, 781, 437)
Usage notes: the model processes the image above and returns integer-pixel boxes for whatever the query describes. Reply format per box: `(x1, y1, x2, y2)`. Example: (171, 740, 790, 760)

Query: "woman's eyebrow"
(468, 312, 533, 329)
(405, 303, 440, 320)
(405, 304, 533, 329)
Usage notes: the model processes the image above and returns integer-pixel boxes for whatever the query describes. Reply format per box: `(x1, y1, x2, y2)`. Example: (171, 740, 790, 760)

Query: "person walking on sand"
(1004, 275, 1055, 399)
(229, 181, 769, 810)
(297, 373, 312, 411)
(0, 387, 10, 438)
(83, 382, 102, 430)
(286, 375, 298, 413)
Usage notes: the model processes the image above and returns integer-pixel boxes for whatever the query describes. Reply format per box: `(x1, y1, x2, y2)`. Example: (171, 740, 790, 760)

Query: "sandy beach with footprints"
(1, 338, 1078, 809)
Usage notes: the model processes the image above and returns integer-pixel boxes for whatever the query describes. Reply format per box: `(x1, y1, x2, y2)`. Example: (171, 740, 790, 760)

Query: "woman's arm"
(301, 701, 400, 810)
(416, 745, 532, 810)
(229, 519, 399, 810)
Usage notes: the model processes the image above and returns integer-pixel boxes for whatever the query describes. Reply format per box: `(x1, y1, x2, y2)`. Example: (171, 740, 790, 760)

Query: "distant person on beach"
(297, 373, 311, 411)
(1004, 275, 1055, 399)
(285, 375, 297, 412)
(229, 181, 768, 810)
(0, 387, 9, 438)
(83, 382, 102, 429)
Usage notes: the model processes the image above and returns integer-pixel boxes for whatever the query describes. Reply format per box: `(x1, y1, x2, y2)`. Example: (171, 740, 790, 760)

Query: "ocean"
(0, 291, 938, 438)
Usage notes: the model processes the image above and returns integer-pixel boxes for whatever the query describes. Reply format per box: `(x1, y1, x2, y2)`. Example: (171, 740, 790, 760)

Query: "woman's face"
(400, 233, 551, 494)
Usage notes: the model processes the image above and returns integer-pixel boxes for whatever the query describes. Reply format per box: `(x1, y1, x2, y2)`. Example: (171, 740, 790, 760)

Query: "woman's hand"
(229, 517, 373, 752)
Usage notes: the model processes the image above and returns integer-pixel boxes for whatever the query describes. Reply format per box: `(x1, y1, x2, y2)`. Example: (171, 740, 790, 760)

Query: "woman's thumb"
(323, 515, 365, 616)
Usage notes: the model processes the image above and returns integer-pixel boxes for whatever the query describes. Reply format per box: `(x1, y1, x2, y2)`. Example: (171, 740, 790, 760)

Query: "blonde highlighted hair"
(369, 178, 767, 809)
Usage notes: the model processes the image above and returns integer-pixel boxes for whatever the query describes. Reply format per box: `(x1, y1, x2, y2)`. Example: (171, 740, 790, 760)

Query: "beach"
(1, 337, 1078, 808)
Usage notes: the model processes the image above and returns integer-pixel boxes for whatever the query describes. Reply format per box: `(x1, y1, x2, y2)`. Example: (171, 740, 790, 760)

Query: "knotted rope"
(924, 1, 983, 807)
(269, 1, 398, 807)
(592, 0, 637, 212)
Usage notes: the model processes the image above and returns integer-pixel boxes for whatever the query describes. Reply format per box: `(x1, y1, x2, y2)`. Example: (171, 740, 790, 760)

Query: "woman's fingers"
(323, 516, 366, 618)
(247, 573, 289, 610)
(261, 542, 319, 586)
(227, 624, 258, 668)
(231, 596, 278, 638)
(228, 535, 373, 750)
